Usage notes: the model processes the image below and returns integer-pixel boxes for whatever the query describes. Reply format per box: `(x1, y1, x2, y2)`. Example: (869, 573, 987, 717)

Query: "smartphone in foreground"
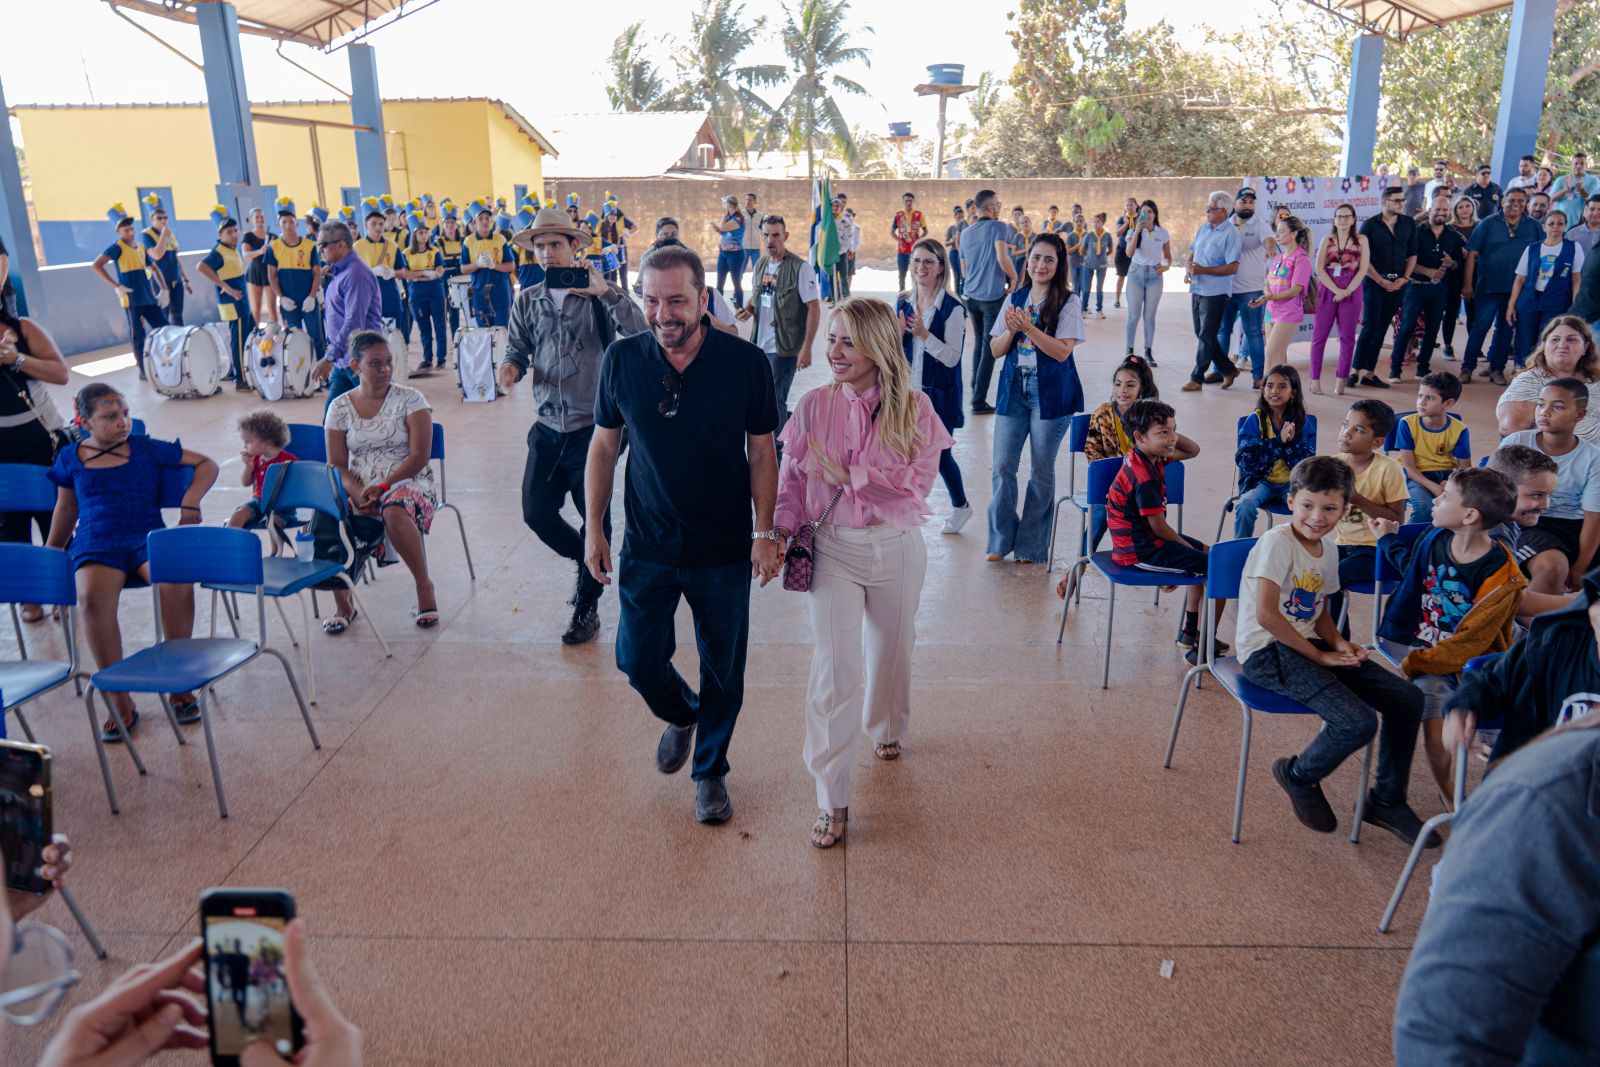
(0, 740, 52, 896)
(543, 265, 590, 290)
(200, 888, 304, 1066)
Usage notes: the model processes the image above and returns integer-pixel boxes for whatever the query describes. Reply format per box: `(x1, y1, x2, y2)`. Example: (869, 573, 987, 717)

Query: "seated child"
(1080, 398, 1224, 665)
(1233, 365, 1316, 538)
(227, 409, 298, 536)
(1373, 468, 1525, 808)
(1499, 376, 1600, 595)
(1325, 399, 1407, 633)
(45, 384, 218, 740)
(1395, 371, 1472, 524)
(1234, 455, 1431, 844)
(1484, 443, 1575, 620)
(1082, 356, 1191, 550)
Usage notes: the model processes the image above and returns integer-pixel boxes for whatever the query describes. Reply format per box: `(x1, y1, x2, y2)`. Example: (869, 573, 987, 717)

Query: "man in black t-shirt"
(1389, 198, 1467, 382)
(1462, 163, 1503, 221)
(1349, 187, 1419, 388)
(585, 242, 779, 825)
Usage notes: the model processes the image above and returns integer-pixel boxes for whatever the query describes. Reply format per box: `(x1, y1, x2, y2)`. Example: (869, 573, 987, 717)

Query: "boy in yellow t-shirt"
(1326, 399, 1408, 634)
(1396, 372, 1473, 523)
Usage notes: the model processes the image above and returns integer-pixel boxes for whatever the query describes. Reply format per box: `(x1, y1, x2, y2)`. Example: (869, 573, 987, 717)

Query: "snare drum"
(145, 325, 225, 399)
(381, 319, 410, 380)
(447, 276, 472, 313)
(249, 324, 317, 401)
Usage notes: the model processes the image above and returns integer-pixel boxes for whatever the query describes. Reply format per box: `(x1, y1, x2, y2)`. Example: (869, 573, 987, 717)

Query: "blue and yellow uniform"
(265, 233, 323, 354)
(101, 234, 167, 371)
(462, 229, 514, 327)
(200, 238, 252, 382)
(139, 225, 185, 325)
(354, 231, 409, 340)
(403, 242, 448, 368)
(434, 227, 466, 339)
(515, 238, 545, 292)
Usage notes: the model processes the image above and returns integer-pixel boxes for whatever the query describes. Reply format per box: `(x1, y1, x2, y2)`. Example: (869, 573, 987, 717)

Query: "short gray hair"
(640, 243, 706, 291)
(319, 220, 353, 246)
(1207, 190, 1233, 211)
(348, 329, 389, 364)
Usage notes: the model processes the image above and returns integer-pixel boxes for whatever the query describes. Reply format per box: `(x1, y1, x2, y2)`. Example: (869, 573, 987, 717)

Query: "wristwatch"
(752, 530, 781, 543)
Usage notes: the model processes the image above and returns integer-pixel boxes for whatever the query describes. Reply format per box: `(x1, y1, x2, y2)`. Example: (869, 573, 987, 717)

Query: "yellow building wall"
(15, 99, 546, 221)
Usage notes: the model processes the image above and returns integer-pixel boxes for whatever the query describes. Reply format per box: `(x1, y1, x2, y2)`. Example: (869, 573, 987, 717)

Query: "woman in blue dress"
(46, 384, 218, 739)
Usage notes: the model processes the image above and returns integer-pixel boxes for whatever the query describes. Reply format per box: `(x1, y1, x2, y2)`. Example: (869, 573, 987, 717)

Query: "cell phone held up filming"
(0, 740, 51, 896)
(200, 888, 304, 1066)
(543, 265, 591, 290)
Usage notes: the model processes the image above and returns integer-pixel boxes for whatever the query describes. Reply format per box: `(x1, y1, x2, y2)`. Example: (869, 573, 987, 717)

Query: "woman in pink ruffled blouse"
(773, 297, 953, 849)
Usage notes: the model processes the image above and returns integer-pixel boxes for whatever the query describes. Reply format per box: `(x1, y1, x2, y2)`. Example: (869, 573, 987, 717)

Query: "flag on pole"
(810, 176, 841, 302)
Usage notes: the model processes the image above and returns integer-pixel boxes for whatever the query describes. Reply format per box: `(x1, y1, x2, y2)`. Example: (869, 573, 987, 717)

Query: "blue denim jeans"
(615, 556, 751, 781)
(1460, 293, 1513, 374)
(1124, 264, 1163, 351)
(1233, 479, 1289, 539)
(987, 369, 1070, 561)
(1406, 468, 1452, 524)
(1218, 291, 1266, 378)
(768, 351, 799, 436)
(324, 365, 359, 414)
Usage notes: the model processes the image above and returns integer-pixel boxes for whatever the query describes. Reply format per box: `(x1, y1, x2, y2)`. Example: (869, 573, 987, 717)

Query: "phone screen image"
(204, 913, 294, 1058)
(0, 743, 50, 896)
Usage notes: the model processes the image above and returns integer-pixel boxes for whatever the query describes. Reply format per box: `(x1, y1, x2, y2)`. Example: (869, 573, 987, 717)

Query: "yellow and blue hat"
(274, 195, 297, 220)
(582, 210, 599, 228)
(406, 210, 428, 234)
(420, 192, 435, 207)
(544, 197, 556, 209)
(441, 199, 459, 221)
(306, 203, 329, 225)
(467, 199, 491, 220)
(107, 202, 132, 226)
(338, 205, 356, 224)
(141, 192, 166, 217)
(378, 193, 395, 212)
(361, 196, 384, 221)
(566, 192, 580, 209)
(210, 204, 237, 232)
(514, 204, 536, 229)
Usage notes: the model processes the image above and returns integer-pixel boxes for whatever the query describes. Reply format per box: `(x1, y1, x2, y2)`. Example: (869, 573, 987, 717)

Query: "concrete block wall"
(38, 251, 220, 356)
(545, 177, 1241, 269)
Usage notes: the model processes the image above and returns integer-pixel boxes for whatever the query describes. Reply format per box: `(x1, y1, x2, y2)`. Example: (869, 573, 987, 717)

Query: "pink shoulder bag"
(781, 486, 844, 592)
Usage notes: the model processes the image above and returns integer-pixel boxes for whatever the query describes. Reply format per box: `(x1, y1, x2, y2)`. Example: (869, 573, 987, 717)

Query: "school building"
(12, 96, 557, 264)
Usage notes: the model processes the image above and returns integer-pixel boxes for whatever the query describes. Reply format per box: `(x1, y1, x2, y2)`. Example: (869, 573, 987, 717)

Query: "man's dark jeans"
(1352, 278, 1405, 375)
(615, 556, 751, 781)
(967, 296, 1006, 407)
(1189, 293, 1230, 383)
(522, 422, 610, 603)
(1460, 293, 1514, 375)
(1393, 282, 1447, 377)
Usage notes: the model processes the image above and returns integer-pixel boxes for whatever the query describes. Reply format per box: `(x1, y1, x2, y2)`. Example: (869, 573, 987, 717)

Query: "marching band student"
(303, 204, 330, 352)
(354, 199, 409, 345)
(241, 206, 274, 325)
(460, 202, 515, 328)
(139, 194, 190, 326)
(264, 199, 321, 352)
(601, 198, 637, 289)
(196, 208, 253, 389)
(400, 213, 448, 372)
(92, 204, 166, 381)
(435, 202, 466, 341)
(513, 200, 545, 293)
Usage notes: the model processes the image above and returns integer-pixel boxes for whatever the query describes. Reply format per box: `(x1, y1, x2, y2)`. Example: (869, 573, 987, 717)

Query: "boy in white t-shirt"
(1234, 456, 1431, 845)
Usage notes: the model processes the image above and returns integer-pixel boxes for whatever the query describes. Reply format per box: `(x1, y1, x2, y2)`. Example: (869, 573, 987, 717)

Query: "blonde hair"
(827, 297, 923, 461)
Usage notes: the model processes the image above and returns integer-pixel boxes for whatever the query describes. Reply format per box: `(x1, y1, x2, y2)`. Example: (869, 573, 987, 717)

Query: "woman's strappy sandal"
(874, 741, 901, 761)
(810, 808, 847, 849)
(322, 609, 358, 635)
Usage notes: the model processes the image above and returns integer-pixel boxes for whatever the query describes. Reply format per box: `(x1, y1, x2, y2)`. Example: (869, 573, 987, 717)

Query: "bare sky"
(3, 0, 1257, 144)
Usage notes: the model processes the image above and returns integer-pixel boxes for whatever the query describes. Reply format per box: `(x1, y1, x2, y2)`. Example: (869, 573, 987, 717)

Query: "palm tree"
(666, 0, 786, 167)
(764, 0, 871, 180)
(606, 22, 668, 112)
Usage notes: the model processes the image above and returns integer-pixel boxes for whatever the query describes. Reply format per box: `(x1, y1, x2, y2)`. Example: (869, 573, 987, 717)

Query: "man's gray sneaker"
(695, 776, 732, 824)
(656, 724, 693, 775)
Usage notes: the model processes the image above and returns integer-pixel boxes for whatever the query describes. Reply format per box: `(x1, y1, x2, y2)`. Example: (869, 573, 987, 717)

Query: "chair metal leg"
(344, 584, 392, 658)
(299, 593, 317, 705)
(97, 689, 147, 775)
(58, 886, 108, 960)
(221, 595, 241, 639)
(1213, 498, 1238, 543)
(156, 693, 187, 745)
(271, 597, 301, 649)
(1451, 739, 1468, 810)
(194, 691, 229, 820)
(10, 602, 26, 659)
(1350, 739, 1374, 844)
(83, 690, 122, 815)
(1232, 700, 1253, 844)
(1056, 558, 1085, 644)
(1047, 496, 1071, 570)
(208, 589, 219, 638)
(12, 708, 35, 744)
(263, 646, 321, 750)
(1101, 583, 1117, 689)
(1379, 810, 1455, 933)
(1163, 663, 1209, 767)
(442, 502, 475, 581)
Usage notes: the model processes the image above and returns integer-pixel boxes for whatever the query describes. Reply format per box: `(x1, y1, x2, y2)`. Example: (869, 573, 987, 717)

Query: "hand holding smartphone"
(0, 740, 52, 898)
(201, 889, 304, 1066)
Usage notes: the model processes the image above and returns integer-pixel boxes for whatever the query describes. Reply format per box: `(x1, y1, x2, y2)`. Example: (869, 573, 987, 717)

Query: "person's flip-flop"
(411, 607, 440, 629)
(322, 609, 358, 635)
(100, 709, 140, 744)
(169, 695, 202, 725)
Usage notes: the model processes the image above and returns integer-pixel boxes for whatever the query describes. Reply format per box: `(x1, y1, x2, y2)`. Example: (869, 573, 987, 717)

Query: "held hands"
(239, 920, 363, 1067)
(36, 940, 210, 1067)
(1318, 640, 1367, 668)
(752, 536, 783, 586)
(808, 437, 850, 487)
(584, 530, 613, 587)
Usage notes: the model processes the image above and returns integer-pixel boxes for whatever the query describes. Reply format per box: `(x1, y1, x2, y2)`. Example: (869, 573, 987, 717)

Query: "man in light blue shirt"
(1552, 153, 1600, 232)
(1184, 191, 1242, 390)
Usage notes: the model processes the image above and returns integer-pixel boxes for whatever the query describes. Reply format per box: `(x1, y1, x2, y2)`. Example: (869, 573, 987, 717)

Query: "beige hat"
(511, 205, 585, 250)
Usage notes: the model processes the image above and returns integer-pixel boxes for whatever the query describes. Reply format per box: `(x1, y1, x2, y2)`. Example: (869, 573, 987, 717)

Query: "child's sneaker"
(1361, 794, 1440, 848)
(1272, 757, 1337, 832)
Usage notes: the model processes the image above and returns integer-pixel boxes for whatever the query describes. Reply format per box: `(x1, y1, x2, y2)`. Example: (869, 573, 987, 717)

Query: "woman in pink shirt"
(1253, 214, 1312, 374)
(773, 297, 953, 849)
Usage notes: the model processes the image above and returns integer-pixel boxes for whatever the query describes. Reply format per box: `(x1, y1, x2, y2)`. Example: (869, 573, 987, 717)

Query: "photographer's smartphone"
(200, 888, 304, 1066)
(0, 740, 52, 896)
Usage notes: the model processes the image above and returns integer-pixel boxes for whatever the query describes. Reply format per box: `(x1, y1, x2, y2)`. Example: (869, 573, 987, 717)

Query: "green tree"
(1058, 96, 1125, 178)
(665, 0, 786, 166)
(606, 22, 668, 112)
(763, 0, 872, 180)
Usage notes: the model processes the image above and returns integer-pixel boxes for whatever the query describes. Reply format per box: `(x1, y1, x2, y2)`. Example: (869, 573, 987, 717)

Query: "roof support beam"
(197, 1, 260, 187)
(1340, 34, 1385, 175)
(1490, 0, 1557, 186)
(0, 74, 45, 320)
(348, 43, 390, 201)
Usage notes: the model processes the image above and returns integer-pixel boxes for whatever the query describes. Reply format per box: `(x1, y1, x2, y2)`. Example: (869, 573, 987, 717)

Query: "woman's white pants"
(803, 523, 928, 810)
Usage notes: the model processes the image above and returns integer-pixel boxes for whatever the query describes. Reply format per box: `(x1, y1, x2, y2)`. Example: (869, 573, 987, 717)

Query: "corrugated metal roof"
(1303, 0, 1514, 40)
(10, 96, 558, 156)
(540, 111, 722, 178)
(107, 0, 414, 50)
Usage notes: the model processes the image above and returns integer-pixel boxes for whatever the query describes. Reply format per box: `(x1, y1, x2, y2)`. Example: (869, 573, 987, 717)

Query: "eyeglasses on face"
(659, 370, 683, 419)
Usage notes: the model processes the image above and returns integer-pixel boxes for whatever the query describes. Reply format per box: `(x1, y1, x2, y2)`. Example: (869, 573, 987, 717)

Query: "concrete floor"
(2, 271, 1504, 1065)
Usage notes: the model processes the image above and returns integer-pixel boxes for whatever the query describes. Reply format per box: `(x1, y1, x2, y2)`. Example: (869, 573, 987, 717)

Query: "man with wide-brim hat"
(500, 206, 645, 645)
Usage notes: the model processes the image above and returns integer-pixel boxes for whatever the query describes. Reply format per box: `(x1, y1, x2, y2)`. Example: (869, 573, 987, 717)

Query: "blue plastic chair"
(1378, 652, 1505, 933)
(431, 422, 475, 581)
(1212, 414, 1311, 541)
(204, 462, 392, 706)
(87, 526, 321, 819)
(1057, 457, 1203, 688)
(1342, 522, 1428, 648)
(1046, 412, 1093, 570)
(1381, 411, 1415, 453)
(1162, 537, 1375, 844)
(1371, 523, 1432, 668)
(0, 463, 59, 657)
(287, 422, 327, 464)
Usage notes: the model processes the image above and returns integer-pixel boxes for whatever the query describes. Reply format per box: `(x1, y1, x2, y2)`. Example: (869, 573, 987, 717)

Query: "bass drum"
(145, 325, 225, 399)
(455, 326, 506, 403)
(249, 324, 317, 402)
(381, 318, 410, 380)
(447, 276, 473, 317)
